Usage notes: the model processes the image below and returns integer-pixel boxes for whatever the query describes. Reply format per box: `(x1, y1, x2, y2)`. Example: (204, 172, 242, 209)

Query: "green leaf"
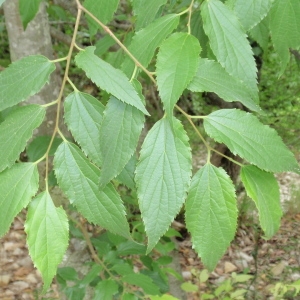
(188, 59, 261, 112)
(181, 282, 198, 292)
(57, 267, 78, 281)
(191, 12, 210, 58)
(199, 269, 210, 283)
(54, 142, 130, 238)
(93, 279, 119, 300)
(0, 0, 6, 7)
(111, 263, 135, 276)
(116, 240, 146, 256)
(122, 14, 180, 78)
(95, 35, 116, 57)
(0, 163, 39, 238)
(27, 136, 62, 162)
(99, 97, 144, 188)
(241, 165, 282, 238)
(269, 0, 300, 73)
(81, 265, 103, 285)
(25, 191, 69, 292)
(156, 32, 200, 115)
(136, 117, 192, 252)
(116, 154, 138, 190)
(84, 0, 119, 36)
(19, 0, 43, 29)
(132, 0, 167, 30)
(249, 15, 270, 51)
(0, 56, 55, 111)
(75, 47, 148, 115)
(64, 92, 105, 167)
(122, 273, 160, 295)
(201, 0, 258, 98)
(150, 295, 179, 300)
(185, 164, 237, 271)
(0, 105, 46, 172)
(233, 0, 273, 31)
(123, 294, 138, 300)
(204, 109, 300, 173)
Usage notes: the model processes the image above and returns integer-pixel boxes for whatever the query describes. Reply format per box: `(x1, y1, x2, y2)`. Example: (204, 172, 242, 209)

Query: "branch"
(290, 49, 300, 61)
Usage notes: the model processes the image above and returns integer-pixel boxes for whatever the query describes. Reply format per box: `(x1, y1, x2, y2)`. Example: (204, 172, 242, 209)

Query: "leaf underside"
(136, 117, 192, 252)
(54, 142, 130, 238)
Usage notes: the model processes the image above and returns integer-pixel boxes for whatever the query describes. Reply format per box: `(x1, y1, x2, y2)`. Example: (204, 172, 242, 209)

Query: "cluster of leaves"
(258, 50, 300, 148)
(0, 0, 300, 296)
(182, 269, 254, 300)
(57, 219, 181, 299)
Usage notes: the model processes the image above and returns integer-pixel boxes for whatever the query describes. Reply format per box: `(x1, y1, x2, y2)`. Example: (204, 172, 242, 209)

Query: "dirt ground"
(0, 172, 300, 300)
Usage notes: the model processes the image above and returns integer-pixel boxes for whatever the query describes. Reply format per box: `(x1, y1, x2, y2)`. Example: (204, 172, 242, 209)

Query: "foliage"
(258, 49, 300, 149)
(56, 219, 180, 299)
(0, 0, 300, 296)
(186, 269, 254, 300)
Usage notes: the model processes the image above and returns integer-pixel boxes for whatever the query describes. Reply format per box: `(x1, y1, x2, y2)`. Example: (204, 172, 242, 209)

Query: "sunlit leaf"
(156, 33, 200, 115)
(0, 163, 39, 238)
(185, 164, 237, 270)
(0, 55, 55, 111)
(25, 191, 69, 292)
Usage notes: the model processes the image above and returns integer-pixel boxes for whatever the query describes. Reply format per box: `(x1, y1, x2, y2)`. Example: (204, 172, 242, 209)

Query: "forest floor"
(1, 171, 300, 300)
